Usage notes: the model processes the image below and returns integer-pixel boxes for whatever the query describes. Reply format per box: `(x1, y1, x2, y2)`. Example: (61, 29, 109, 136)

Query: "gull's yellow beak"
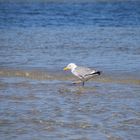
(63, 67, 69, 71)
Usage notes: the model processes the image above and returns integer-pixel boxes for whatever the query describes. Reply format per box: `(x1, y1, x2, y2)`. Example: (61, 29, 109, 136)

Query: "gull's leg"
(77, 75, 85, 86)
(82, 81, 85, 86)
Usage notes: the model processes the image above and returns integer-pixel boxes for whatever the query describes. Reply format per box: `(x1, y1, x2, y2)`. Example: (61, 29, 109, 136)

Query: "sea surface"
(0, 0, 140, 140)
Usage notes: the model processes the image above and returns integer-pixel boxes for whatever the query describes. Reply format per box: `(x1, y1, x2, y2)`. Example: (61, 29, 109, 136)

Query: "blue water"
(0, 0, 140, 75)
(0, 1, 140, 28)
(0, 1, 140, 140)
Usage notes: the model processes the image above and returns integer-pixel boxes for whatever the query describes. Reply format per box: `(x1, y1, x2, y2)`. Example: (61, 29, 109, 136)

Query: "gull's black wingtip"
(95, 71, 102, 75)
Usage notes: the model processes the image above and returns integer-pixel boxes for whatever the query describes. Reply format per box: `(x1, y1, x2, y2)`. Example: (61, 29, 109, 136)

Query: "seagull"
(63, 63, 101, 86)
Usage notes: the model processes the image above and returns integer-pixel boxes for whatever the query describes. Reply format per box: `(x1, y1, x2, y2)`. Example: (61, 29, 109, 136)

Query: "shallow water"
(0, 71, 140, 140)
(0, 0, 140, 140)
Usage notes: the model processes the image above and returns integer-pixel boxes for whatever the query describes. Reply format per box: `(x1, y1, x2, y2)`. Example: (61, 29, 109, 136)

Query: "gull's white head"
(63, 63, 77, 71)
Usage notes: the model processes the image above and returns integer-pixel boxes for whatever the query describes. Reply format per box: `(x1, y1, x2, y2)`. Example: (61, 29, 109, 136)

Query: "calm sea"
(0, 0, 140, 140)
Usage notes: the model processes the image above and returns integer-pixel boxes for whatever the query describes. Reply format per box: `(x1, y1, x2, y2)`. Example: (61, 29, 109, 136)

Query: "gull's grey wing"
(74, 66, 96, 77)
